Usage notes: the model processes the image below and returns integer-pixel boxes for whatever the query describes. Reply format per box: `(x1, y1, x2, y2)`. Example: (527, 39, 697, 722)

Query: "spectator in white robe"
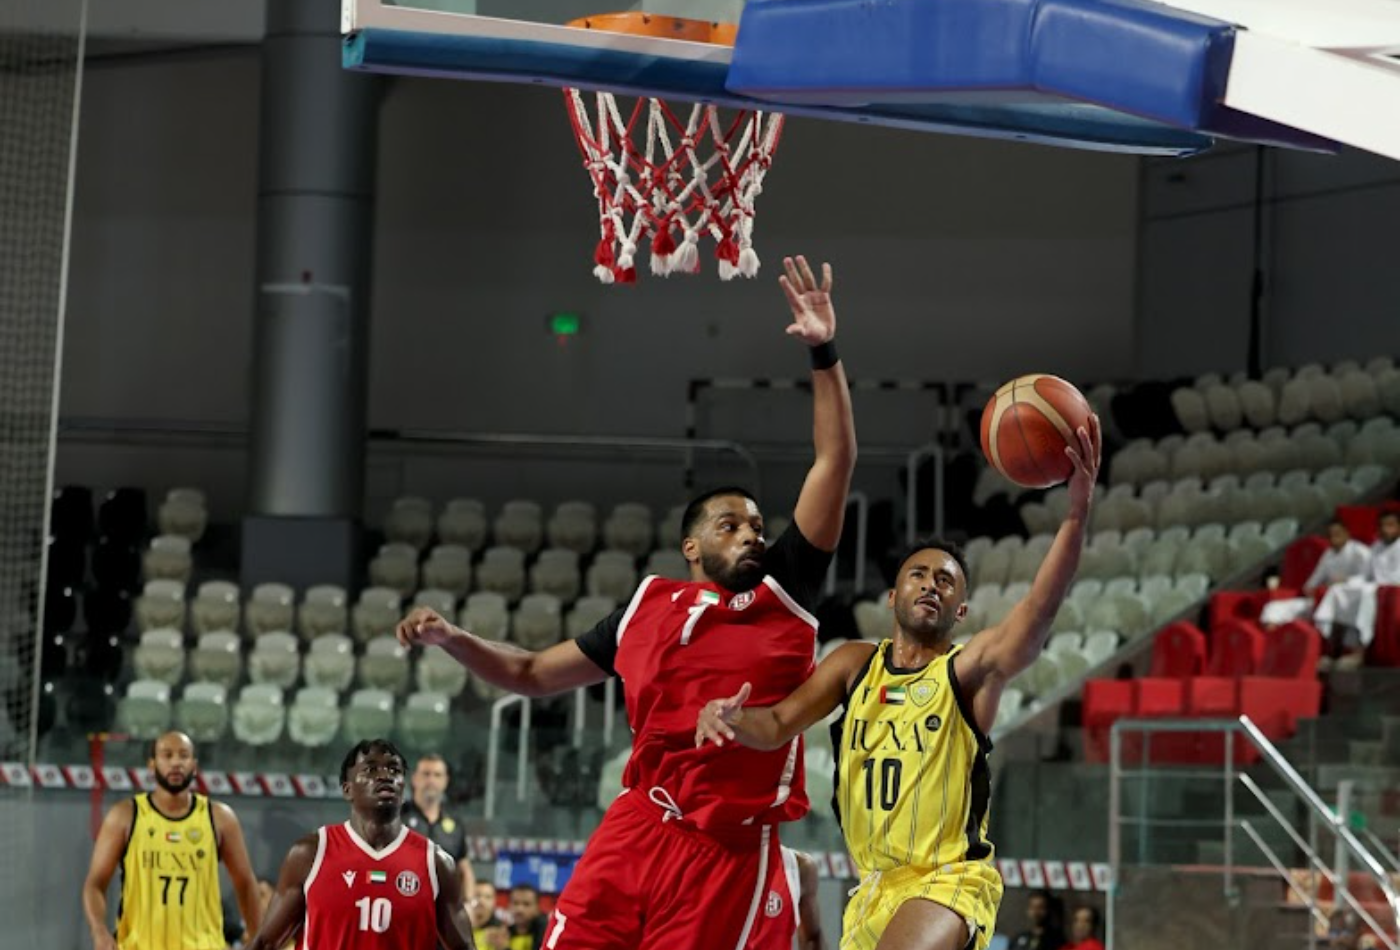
(1313, 511, 1400, 668)
(1261, 521, 1373, 632)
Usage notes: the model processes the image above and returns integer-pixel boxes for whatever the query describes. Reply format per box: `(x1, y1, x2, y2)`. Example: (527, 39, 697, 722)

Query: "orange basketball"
(980, 375, 1093, 489)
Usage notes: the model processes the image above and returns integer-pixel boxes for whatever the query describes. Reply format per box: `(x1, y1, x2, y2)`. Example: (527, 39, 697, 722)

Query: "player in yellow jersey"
(83, 731, 263, 950)
(698, 417, 1100, 950)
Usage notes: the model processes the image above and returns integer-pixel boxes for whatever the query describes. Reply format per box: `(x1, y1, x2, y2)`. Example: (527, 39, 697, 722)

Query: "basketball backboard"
(343, 0, 1400, 160)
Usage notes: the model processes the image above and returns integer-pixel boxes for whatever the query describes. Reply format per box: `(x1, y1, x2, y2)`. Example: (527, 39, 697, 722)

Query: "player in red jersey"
(396, 255, 856, 950)
(244, 740, 475, 950)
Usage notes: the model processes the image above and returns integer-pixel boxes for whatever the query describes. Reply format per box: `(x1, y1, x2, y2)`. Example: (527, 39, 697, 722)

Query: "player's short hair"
(896, 538, 970, 587)
(1074, 905, 1101, 932)
(509, 883, 539, 897)
(1380, 510, 1399, 524)
(340, 738, 407, 784)
(681, 486, 759, 539)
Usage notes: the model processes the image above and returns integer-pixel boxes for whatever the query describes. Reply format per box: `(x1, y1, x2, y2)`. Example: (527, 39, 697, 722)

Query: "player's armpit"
(243, 835, 317, 950)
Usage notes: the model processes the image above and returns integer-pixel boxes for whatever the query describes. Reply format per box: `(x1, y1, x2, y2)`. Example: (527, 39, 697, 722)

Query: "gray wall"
(1137, 143, 1400, 379)
(60, 48, 1141, 519)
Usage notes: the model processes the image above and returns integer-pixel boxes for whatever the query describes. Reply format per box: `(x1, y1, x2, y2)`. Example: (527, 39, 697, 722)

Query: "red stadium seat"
(1280, 536, 1329, 590)
(1334, 502, 1400, 546)
(1080, 623, 1207, 765)
(1367, 585, 1400, 668)
(1184, 619, 1266, 762)
(1238, 620, 1323, 738)
(1081, 679, 1135, 764)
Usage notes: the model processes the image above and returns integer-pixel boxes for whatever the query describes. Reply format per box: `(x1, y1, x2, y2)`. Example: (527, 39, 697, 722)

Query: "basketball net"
(564, 90, 784, 284)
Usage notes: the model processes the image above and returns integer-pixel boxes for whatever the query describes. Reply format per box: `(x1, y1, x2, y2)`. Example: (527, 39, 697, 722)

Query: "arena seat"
(299, 584, 349, 641)
(133, 629, 186, 686)
(189, 631, 242, 689)
(288, 687, 342, 748)
(384, 496, 434, 551)
(175, 682, 228, 743)
(358, 636, 410, 694)
(248, 632, 301, 690)
(245, 582, 295, 638)
(422, 544, 473, 599)
(437, 498, 488, 551)
(231, 684, 285, 746)
(191, 580, 240, 635)
(304, 634, 356, 693)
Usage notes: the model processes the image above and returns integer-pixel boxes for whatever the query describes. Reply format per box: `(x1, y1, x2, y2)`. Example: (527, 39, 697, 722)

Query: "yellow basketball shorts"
(839, 862, 1003, 950)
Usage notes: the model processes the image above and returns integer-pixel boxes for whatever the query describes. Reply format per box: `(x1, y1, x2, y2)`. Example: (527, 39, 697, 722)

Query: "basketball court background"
(0, 0, 1398, 947)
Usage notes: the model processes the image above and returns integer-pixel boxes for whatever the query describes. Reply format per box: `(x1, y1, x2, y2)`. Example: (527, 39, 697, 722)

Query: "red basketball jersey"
(614, 575, 818, 830)
(301, 823, 440, 950)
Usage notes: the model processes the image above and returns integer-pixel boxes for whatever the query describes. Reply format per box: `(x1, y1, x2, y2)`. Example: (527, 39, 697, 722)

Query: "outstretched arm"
(433, 847, 478, 950)
(695, 641, 875, 751)
(243, 836, 317, 950)
(782, 256, 857, 553)
(955, 415, 1101, 734)
(397, 609, 610, 698)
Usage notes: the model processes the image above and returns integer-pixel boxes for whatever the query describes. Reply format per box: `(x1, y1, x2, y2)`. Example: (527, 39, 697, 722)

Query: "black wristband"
(809, 341, 839, 371)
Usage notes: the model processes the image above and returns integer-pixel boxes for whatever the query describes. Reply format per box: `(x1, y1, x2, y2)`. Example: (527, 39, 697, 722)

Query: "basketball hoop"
(564, 14, 784, 284)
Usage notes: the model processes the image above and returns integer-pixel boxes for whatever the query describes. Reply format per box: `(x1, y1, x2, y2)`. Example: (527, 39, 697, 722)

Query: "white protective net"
(0, 0, 86, 942)
(565, 91, 784, 284)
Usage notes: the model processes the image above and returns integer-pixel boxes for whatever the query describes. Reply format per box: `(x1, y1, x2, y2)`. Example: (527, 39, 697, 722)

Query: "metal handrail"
(570, 678, 622, 753)
(904, 443, 945, 543)
(1109, 716, 1400, 950)
(484, 693, 531, 821)
(825, 491, 869, 595)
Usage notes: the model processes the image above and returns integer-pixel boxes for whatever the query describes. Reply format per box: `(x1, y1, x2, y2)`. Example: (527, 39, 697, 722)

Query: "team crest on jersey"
(187, 828, 203, 844)
(910, 681, 936, 706)
(397, 871, 421, 897)
(924, 714, 943, 732)
(764, 891, 784, 918)
(728, 590, 756, 610)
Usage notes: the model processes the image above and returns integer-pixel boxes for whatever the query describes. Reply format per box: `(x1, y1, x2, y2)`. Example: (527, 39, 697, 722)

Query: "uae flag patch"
(696, 590, 721, 606)
(369, 871, 388, 884)
(880, 686, 906, 706)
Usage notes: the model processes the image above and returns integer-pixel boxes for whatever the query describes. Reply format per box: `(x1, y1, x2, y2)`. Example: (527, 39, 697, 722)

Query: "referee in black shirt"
(402, 753, 478, 893)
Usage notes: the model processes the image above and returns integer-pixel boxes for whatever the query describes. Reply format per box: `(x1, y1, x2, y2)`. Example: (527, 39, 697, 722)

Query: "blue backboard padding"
(345, 28, 1213, 155)
(730, 0, 1335, 152)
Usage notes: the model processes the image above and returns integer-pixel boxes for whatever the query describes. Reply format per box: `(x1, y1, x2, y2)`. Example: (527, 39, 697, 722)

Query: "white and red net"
(564, 89, 784, 284)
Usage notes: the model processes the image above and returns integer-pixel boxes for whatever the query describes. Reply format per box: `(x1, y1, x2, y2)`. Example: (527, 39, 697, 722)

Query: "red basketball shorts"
(542, 789, 798, 950)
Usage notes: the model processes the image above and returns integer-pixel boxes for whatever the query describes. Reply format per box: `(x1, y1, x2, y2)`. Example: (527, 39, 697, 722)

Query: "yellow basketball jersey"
(116, 793, 225, 950)
(835, 642, 995, 876)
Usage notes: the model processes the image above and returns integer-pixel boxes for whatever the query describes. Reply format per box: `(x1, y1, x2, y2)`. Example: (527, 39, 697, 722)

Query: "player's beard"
(894, 597, 958, 642)
(700, 548, 764, 593)
(154, 769, 196, 795)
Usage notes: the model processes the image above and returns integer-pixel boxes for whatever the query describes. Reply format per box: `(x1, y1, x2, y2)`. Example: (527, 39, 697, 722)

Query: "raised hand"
(395, 607, 458, 650)
(1064, 413, 1102, 517)
(695, 682, 753, 748)
(779, 256, 836, 346)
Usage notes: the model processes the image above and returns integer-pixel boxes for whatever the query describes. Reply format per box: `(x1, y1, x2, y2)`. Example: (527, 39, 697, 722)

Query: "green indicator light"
(549, 312, 582, 336)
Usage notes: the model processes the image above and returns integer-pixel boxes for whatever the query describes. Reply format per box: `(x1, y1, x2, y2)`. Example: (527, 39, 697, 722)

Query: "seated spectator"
(1063, 906, 1105, 950)
(507, 884, 547, 950)
(1314, 511, 1400, 669)
(1328, 909, 1360, 950)
(1010, 889, 1064, 950)
(470, 881, 509, 950)
(1262, 521, 1373, 628)
(1307, 521, 1376, 591)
